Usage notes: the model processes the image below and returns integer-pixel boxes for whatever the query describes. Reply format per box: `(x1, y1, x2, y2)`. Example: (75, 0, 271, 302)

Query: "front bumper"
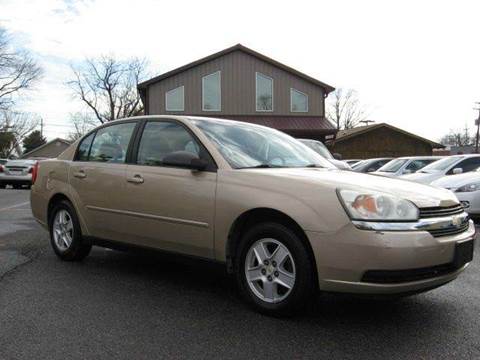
(306, 219, 475, 295)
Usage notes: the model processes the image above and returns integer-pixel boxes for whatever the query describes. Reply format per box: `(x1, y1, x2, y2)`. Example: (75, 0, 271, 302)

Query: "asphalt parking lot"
(1, 189, 480, 359)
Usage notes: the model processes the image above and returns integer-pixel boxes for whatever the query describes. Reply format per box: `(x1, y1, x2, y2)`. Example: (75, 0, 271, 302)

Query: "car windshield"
(418, 156, 460, 172)
(377, 158, 408, 172)
(298, 140, 334, 160)
(191, 119, 334, 169)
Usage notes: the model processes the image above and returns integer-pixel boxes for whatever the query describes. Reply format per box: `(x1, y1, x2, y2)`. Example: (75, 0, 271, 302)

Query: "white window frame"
(165, 86, 185, 112)
(255, 72, 274, 112)
(202, 71, 221, 111)
(290, 88, 308, 113)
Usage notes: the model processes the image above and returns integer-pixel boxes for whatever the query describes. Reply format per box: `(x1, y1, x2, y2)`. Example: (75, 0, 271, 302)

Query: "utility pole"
(40, 117, 44, 137)
(475, 103, 480, 153)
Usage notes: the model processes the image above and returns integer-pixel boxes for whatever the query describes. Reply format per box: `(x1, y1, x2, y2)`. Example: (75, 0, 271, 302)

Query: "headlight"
(455, 182, 480, 193)
(337, 189, 419, 221)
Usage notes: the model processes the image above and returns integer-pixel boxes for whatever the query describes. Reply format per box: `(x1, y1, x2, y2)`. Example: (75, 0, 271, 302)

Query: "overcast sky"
(1, 0, 479, 141)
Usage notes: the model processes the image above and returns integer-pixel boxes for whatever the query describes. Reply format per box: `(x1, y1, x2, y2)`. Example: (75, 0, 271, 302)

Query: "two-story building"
(138, 44, 336, 141)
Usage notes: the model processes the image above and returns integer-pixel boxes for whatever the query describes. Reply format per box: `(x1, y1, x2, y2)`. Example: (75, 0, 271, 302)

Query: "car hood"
(432, 172, 480, 189)
(244, 168, 458, 208)
(399, 172, 442, 184)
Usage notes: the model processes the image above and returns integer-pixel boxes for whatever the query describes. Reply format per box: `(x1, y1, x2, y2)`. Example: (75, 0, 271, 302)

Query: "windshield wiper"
(239, 164, 283, 169)
(305, 164, 324, 168)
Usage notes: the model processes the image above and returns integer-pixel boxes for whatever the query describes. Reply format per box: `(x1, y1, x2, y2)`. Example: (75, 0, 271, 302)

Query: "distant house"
(330, 123, 444, 159)
(138, 44, 337, 141)
(21, 138, 71, 159)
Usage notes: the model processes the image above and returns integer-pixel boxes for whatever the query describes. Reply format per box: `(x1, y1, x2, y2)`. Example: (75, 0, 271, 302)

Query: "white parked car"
(0, 159, 39, 189)
(401, 154, 480, 184)
(432, 169, 480, 215)
(374, 156, 441, 177)
(298, 139, 351, 170)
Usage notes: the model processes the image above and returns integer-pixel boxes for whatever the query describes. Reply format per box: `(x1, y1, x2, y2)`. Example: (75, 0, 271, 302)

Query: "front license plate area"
(453, 240, 474, 269)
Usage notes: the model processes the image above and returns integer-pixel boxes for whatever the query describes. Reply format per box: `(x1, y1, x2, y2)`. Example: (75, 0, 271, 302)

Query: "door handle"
(127, 174, 144, 184)
(73, 170, 86, 179)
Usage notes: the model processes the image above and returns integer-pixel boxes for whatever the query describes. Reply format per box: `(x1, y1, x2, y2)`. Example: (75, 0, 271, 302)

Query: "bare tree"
(0, 110, 39, 157)
(67, 112, 96, 141)
(440, 125, 474, 147)
(67, 56, 147, 124)
(326, 88, 368, 130)
(0, 28, 42, 111)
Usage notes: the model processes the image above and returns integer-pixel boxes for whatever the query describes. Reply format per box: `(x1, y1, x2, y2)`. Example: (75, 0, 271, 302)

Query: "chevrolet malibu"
(30, 116, 475, 315)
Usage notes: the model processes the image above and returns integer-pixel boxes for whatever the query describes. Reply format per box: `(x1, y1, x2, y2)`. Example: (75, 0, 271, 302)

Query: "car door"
(68, 121, 138, 241)
(121, 120, 217, 258)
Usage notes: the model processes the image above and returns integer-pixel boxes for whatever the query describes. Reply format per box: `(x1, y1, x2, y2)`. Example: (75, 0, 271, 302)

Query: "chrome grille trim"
(352, 212, 472, 238)
(419, 204, 465, 219)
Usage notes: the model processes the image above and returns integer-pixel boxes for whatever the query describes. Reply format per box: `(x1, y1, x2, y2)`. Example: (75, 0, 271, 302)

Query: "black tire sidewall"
(235, 222, 315, 316)
(49, 200, 91, 261)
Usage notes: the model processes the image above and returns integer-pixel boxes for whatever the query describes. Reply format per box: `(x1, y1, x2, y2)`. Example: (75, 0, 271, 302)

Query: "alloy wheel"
(53, 209, 74, 251)
(244, 238, 296, 303)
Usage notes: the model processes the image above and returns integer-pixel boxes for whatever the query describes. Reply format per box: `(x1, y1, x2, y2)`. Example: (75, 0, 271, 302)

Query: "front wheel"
(49, 200, 92, 261)
(235, 222, 316, 316)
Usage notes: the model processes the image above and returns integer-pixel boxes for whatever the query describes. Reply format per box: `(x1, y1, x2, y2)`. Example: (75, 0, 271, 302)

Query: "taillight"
(0, 165, 3, 173)
(31, 162, 39, 184)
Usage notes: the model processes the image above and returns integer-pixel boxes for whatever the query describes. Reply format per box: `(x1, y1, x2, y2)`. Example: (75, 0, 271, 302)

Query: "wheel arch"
(46, 192, 89, 235)
(225, 208, 318, 285)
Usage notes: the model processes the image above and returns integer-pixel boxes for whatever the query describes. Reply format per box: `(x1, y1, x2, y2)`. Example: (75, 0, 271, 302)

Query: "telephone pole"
(475, 103, 480, 153)
(40, 117, 44, 137)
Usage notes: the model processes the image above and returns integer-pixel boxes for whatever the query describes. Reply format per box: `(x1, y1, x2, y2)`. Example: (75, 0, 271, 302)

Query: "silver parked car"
(374, 156, 441, 177)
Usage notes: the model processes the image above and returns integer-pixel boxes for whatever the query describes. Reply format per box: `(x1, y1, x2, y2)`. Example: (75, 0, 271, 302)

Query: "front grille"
(362, 263, 457, 284)
(419, 204, 465, 218)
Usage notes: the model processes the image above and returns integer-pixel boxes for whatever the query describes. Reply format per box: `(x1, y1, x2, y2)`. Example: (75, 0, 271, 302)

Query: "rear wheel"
(235, 222, 316, 316)
(49, 200, 92, 261)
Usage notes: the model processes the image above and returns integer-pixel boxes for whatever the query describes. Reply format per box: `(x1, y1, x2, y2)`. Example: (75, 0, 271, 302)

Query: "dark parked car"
(352, 158, 393, 173)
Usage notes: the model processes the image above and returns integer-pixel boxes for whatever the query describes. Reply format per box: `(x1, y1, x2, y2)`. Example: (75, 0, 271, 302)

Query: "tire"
(49, 200, 92, 261)
(235, 222, 316, 316)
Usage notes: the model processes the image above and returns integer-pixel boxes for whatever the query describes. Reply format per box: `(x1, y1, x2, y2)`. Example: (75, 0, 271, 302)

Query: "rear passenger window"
(76, 132, 95, 161)
(137, 122, 200, 166)
(88, 122, 136, 163)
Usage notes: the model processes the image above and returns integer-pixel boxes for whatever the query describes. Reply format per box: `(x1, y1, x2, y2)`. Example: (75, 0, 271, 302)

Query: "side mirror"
(403, 169, 412, 174)
(163, 151, 208, 171)
(333, 153, 342, 160)
(367, 168, 375, 173)
(452, 167, 463, 175)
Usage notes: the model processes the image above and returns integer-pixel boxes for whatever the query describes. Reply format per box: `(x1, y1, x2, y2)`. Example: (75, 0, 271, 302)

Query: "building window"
(256, 72, 273, 111)
(290, 88, 308, 112)
(165, 86, 184, 111)
(202, 71, 221, 111)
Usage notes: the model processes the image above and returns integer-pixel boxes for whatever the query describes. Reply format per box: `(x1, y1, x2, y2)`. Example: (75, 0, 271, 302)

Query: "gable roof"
(334, 123, 444, 148)
(21, 138, 71, 158)
(138, 44, 335, 93)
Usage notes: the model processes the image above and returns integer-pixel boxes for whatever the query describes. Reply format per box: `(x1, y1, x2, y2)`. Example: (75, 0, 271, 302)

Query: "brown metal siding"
(147, 50, 325, 117)
(331, 127, 433, 159)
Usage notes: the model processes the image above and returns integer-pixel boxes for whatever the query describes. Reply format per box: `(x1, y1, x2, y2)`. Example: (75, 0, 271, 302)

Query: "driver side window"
(136, 121, 201, 166)
(448, 157, 480, 174)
